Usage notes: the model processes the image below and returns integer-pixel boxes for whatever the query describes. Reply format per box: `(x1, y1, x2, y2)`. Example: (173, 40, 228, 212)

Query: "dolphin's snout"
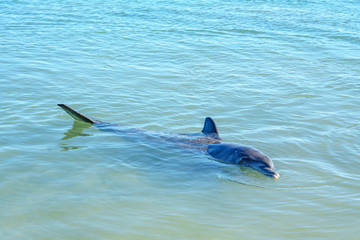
(259, 167, 280, 179)
(271, 172, 280, 179)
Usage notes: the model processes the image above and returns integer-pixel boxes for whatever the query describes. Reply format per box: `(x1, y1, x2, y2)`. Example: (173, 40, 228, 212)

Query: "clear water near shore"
(1, 0, 359, 239)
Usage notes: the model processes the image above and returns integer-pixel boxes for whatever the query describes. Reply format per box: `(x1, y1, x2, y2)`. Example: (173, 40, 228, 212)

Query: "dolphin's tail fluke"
(58, 104, 95, 124)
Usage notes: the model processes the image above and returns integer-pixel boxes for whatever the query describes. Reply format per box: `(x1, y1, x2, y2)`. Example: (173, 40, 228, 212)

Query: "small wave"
(215, 162, 345, 191)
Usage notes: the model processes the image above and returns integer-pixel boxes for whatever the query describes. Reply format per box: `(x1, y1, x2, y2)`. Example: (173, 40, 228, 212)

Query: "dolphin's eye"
(240, 157, 249, 165)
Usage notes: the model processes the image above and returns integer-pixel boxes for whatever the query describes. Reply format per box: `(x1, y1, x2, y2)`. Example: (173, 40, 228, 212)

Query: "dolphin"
(58, 104, 280, 179)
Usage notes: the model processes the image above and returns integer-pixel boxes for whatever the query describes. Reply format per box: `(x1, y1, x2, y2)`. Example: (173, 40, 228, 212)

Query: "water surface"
(1, 0, 359, 239)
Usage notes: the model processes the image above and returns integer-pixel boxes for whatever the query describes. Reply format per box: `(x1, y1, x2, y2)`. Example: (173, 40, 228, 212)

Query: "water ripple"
(1, 0, 360, 239)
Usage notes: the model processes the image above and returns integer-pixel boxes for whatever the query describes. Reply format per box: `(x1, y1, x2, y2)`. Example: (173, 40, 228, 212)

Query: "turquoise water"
(1, 0, 360, 239)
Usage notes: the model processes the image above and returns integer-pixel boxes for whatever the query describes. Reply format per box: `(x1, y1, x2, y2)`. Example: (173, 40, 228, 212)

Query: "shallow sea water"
(1, 0, 360, 239)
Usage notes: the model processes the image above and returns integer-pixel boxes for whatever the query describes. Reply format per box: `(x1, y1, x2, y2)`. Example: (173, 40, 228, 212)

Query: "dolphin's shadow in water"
(61, 121, 92, 140)
(60, 121, 92, 151)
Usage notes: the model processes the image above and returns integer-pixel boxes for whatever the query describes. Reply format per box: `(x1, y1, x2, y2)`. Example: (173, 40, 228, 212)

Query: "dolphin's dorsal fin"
(201, 117, 220, 137)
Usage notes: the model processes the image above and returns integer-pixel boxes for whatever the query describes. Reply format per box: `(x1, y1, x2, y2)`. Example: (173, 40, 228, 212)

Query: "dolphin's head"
(207, 143, 280, 179)
(240, 148, 280, 179)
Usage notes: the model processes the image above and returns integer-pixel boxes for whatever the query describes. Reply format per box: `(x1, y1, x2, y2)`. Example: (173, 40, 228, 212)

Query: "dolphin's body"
(58, 104, 279, 179)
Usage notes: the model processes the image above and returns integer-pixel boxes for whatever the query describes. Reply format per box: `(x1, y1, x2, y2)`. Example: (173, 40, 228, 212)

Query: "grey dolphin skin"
(58, 104, 280, 179)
